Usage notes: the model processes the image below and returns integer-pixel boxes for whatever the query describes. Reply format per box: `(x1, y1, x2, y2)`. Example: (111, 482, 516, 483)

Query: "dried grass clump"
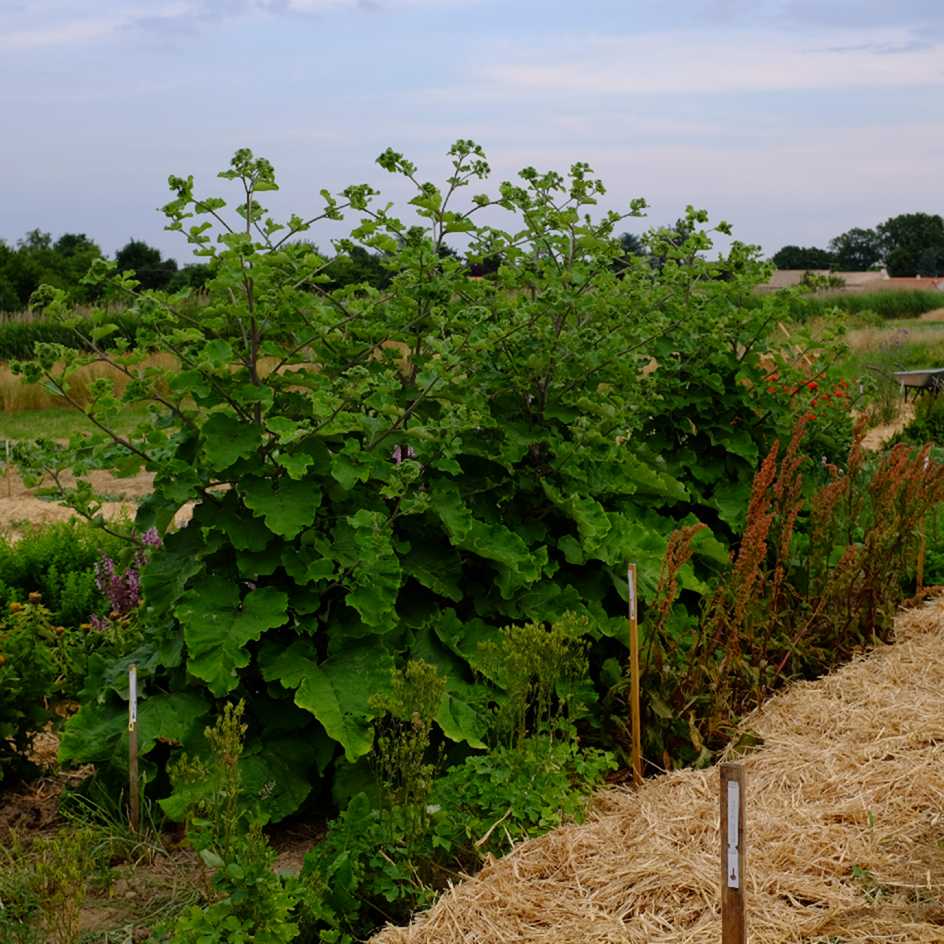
(373, 599, 944, 944)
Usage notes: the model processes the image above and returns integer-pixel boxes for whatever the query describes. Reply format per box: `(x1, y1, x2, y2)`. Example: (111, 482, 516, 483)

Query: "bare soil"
(0, 466, 192, 537)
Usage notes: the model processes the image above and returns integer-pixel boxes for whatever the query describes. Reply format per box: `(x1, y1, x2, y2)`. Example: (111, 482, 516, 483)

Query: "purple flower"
(391, 444, 417, 465)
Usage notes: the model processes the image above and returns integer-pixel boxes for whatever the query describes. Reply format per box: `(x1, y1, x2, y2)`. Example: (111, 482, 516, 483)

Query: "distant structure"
(757, 268, 944, 294)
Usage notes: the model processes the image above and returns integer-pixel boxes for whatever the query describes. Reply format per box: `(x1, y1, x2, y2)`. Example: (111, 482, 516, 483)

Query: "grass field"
(0, 406, 150, 440)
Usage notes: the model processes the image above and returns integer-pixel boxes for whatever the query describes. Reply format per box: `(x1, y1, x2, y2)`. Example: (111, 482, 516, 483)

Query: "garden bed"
(374, 597, 944, 944)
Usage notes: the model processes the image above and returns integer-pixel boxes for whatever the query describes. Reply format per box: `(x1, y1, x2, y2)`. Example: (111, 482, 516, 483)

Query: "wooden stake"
(721, 763, 747, 944)
(627, 563, 642, 787)
(128, 663, 139, 832)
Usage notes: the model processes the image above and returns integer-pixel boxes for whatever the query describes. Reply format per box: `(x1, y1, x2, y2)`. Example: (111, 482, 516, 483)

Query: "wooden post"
(128, 663, 139, 832)
(720, 763, 746, 944)
(627, 563, 642, 786)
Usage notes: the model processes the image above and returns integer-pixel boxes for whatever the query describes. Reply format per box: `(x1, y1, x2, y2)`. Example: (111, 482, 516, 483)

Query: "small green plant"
(0, 828, 109, 944)
(476, 615, 592, 747)
(0, 832, 42, 944)
(0, 599, 58, 782)
(896, 394, 944, 444)
(166, 700, 301, 944)
(369, 660, 446, 812)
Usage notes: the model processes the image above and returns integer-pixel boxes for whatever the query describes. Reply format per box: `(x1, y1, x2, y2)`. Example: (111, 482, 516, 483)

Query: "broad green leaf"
(402, 544, 463, 601)
(201, 413, 261, 470)
(177, 578, 289, 695)
(258, 639, 394, 760)
(240, 477, 322, 539)
(335, 511, 401, 626)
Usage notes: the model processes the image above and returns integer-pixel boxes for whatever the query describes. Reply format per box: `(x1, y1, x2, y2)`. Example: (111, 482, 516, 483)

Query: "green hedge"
(0, 521, 126, 625)
(0, 312, 140, 360)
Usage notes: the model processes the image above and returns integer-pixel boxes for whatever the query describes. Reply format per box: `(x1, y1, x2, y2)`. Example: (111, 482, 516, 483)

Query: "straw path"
(373, 599, 944, 943)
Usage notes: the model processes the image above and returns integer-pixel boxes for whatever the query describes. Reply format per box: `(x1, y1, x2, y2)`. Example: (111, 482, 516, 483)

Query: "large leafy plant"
(15, 142, 807, 816)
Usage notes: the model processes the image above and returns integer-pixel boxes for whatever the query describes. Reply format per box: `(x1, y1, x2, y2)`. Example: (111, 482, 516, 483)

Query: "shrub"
(0, 521, 125, 627)
(16, 143, 846, 818)
(0, 600, 58, 782)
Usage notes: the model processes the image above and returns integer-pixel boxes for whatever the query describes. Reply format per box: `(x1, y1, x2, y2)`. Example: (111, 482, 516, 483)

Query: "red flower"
(767, 385, 778, 394)
(806, 380, 818, 391)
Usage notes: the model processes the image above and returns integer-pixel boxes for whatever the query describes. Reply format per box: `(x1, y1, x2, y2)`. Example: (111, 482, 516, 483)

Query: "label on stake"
(128, 664, 137, 732)
(726, 780, 740, 888)
(626, 565, 637, 621)
(727, 847, 740, 888)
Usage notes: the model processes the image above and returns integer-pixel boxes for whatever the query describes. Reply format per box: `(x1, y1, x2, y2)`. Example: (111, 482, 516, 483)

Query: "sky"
(2, 0, 943, 263)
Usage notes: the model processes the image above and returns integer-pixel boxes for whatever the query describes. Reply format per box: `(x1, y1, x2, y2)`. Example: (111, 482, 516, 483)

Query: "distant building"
(755, 268, 944, 294)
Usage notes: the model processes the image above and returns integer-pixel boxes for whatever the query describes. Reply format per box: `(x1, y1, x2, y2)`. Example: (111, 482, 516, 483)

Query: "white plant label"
(727, 780, 740, 888)
(128, 664, 138, 732)
(627, 566, 637, 621)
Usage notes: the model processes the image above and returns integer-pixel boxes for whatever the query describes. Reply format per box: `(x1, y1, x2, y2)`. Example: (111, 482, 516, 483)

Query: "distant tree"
(0, 230, 102, 309)
(828, 227, 883, 272)
(0, 241, 19, 311)
(166, 263, 213, 293)
(916, 246, 944, 278)
(467, 252, 502, 277)
(877, 213, 944, 277)
(324, 245, 391, 290)
(770, 245, 834, 270)
(115, 238, 178, 291)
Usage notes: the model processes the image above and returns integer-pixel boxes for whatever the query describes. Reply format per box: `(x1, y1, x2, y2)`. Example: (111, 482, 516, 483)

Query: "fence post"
(627, 563, 642, 786)
(720, 762, 746, 944)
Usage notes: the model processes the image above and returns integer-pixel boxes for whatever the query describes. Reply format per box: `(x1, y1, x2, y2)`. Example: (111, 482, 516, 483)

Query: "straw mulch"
(373, 599, 944, 943)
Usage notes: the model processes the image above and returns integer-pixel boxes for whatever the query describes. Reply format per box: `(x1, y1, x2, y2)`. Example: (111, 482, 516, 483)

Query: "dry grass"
(374, 599, 944, 944)
(0, 353, 177, 412)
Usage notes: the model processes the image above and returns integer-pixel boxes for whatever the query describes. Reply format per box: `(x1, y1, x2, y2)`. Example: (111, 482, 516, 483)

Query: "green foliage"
(166, 701, 302, 944)
(16, 142, 837, 817)
(894, 395, 944, 445)
(770, 244, 835, 270)
(115, 238, 179, 292)
(755, 289, 944, 323)
(878, 213, 944, 277)
(0, 520, 124, 626)
(0, 827, 102, 944)
(0, 600, 58, 782)
(369, 660, 446, 811)
(0, 309, 140, 359)
(476, 615, 592, 746)
(298, 631, 613, 940)
(0, 230, 104, 312)
(828, 227, 883, 272)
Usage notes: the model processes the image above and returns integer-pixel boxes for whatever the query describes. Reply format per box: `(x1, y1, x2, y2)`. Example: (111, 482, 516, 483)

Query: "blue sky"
(2, 0, 943, 262)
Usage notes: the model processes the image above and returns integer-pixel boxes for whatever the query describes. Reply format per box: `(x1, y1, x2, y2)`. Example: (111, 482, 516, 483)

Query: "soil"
(0, 466, 192, 538)
(860, 401, 915, 450)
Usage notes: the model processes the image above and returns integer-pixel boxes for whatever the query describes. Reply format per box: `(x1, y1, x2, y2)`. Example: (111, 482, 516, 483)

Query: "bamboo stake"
(627, 563, 642, 786)
(721, 763, 747, 944)
(128, 663, 139, 832)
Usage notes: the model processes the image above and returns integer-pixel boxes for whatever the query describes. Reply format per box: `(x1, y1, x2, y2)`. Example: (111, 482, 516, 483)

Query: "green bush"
(777, 289, 944, 322)
(0, 521, 124, 626)
(0, 601, 58, 782)
(0, 310, 140, 359)
(895, 395, 944, 445)
(16, 144, 855, 823)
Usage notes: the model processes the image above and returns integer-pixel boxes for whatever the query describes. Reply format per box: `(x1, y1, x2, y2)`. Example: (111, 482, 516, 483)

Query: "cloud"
(0, 0, 474, 50)
(476, 29, 944, 98)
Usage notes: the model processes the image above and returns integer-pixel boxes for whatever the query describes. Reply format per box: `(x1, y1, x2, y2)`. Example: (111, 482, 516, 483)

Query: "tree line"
(0, 231, 211, 313)
(771, 212, 944, 277)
